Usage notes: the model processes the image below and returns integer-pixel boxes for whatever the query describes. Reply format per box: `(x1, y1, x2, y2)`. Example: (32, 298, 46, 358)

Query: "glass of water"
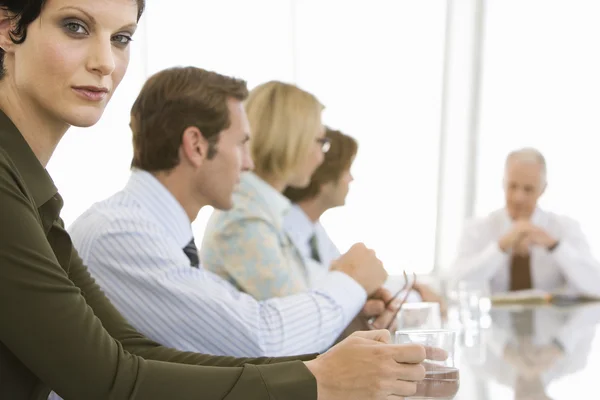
(397, 302, 442, 330)
(456, 281, 491, 328)
(396, 329, 459, 399)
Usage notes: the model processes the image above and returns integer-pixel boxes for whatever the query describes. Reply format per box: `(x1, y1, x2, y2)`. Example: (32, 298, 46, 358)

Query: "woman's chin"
(65, 109, 106, 128)
(287, 175, 312, 189)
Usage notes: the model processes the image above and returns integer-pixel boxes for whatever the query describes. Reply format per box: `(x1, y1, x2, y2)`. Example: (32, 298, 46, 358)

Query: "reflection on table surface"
(452, 302, 600, 400)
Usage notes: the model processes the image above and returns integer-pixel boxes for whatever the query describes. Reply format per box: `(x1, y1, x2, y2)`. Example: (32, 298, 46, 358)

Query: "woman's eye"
(65, 22, 87, 34)
(113, 35, 133, 45)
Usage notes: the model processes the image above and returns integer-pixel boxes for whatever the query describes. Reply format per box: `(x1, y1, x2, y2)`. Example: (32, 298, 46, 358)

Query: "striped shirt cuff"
(315, 271, 367, 327)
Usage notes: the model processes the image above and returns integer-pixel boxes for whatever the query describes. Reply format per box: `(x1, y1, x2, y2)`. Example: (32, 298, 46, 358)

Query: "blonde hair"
(245, 81, 324, 180)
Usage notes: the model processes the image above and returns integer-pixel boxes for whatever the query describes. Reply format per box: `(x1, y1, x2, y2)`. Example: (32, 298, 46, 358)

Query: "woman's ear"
(0, 10, 16, 53)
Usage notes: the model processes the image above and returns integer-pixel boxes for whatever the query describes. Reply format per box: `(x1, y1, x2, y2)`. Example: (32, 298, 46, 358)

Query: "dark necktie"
(309, 234, 321, 263)
(183, 238, 199, 267)
(510, 254, 535, 339)
(510, 253, 532, 291)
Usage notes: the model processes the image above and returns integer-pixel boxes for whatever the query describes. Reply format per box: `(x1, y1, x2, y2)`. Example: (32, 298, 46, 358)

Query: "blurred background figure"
(284, 127, 444, 307)
(449, 148, 600, 296)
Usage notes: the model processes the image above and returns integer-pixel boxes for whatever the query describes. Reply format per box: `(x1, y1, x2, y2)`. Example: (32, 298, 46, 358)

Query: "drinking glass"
(459, 326, 487, 366)
(395, 329, 459, 399)
(456, 281, 491, 328)
(397, 302, 442, 330)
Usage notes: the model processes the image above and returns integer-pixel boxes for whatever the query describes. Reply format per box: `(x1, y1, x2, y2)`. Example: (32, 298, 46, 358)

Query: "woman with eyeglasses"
(200, 81, 337, 300)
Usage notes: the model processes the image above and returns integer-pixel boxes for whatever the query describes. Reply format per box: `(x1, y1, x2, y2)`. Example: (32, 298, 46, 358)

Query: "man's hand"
(413, 283, 447, 317)
(304, 330, 427, 400)
(522, 342, 564, 370)
(527, 226, 559, 250)
(499, 220, 534, 252)
(504, 342, 563, 378)
(333, 243, 388, 296)
(499, 221, 558, 255)
(361, 288, 401, 331)
(356, 285, 447, 331)
(504, 342, 537, 378)
(335, 288, 400, 337)
(513, 234, 532, 256)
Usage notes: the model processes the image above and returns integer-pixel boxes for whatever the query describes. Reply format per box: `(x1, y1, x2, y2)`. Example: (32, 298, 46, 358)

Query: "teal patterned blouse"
(200, 172, 309, 300)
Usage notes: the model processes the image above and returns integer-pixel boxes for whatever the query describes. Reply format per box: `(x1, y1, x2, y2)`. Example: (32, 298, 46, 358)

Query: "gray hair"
(505, 147, 547, 185)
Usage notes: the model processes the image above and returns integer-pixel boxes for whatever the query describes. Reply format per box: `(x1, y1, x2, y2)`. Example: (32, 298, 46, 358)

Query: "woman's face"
(286, 123, 326, 189)
(1, 0, 138, 127)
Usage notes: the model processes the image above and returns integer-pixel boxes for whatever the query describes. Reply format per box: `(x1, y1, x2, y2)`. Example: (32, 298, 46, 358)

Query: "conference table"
(450, 301, 600, 400)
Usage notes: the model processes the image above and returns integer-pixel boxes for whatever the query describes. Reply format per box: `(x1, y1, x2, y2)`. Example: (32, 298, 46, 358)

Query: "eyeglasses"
(385, 272, 417, 330)
(368, 271, 418, 330)
(316, 137, 331, 153)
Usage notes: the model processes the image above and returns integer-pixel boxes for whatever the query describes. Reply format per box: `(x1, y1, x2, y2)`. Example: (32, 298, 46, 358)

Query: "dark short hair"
(284, 127, 358, 202)
(0, 0, 145, 79)
(130, 66, 249, 172)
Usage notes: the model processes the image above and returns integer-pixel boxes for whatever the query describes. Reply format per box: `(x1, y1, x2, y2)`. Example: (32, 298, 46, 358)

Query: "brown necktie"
(510, 253, 532, 291)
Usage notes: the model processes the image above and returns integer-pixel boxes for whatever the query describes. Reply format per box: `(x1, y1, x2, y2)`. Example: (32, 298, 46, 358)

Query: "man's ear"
(0, 10, 16, 54)
(181, 126, 209, 167)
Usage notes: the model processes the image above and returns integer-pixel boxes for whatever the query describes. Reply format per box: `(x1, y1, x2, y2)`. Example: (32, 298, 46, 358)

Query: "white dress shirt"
(67, 170, 366, 358)
(284, 205, 341, 287)
(450, 207, 600, 296)
(284, 205, 423, 302)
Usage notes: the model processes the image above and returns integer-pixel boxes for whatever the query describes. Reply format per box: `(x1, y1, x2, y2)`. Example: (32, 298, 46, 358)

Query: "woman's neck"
(297, 199, 327, 223)
(0, 80, 69, 167)
(255, 171, 287, 193)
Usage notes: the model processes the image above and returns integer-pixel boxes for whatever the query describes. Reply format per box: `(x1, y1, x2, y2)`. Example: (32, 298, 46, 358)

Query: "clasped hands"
(499, 220, 558, 256)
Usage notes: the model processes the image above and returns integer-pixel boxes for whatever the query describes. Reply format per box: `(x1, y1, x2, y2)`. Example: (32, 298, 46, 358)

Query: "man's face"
(504, 159, 545, 220)
(199, 98, 253, 210)
(318, 167, 354, 210)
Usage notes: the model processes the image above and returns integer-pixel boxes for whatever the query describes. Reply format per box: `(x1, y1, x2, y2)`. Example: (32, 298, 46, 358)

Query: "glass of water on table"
(395, 329, 459, 399)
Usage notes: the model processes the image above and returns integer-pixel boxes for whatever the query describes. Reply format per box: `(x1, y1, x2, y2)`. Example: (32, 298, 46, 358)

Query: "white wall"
(293, 0, 447, 274)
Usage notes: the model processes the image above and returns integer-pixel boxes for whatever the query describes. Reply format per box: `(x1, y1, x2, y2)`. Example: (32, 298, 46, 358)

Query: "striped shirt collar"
(124, 169, 193, 248)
